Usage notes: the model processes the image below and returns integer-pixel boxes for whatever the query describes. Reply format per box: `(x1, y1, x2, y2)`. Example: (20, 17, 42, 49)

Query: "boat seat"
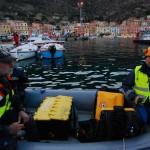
(77, 111, 92, 121)
(25, 88, 96, 121)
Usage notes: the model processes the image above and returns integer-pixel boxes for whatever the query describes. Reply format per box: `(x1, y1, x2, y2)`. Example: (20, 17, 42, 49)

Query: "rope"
(123, 138, 126, 150)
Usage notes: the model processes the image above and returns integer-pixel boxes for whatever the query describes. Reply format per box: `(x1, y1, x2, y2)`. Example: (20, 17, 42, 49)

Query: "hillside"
(0, 0, 150, 23)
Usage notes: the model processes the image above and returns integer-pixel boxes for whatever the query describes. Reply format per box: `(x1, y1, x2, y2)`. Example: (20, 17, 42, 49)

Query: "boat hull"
(133, 39, 150, 45)
(10, 51, 36, 61)
(39, 50, 64, 59)
(41, 57, 64, 66)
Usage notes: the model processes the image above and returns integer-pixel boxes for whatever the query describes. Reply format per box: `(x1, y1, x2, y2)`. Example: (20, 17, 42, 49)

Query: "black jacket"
(12, 67, 28, 92)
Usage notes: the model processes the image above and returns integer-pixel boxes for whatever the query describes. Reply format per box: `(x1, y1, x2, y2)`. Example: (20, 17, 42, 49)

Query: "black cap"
(0, 50, 16, 64)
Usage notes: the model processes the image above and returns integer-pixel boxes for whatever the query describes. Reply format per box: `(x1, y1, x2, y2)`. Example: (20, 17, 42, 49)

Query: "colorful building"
(140, 18, 150, 31)
(0, 22, 11, 35)
(110, 26, 120, 36)
(89, 21, 97, 35)
(32, 23, 43, 34)
(7, 20, 29, 35)
(120, 18, 141, 37)
(43, 24, 54, 34)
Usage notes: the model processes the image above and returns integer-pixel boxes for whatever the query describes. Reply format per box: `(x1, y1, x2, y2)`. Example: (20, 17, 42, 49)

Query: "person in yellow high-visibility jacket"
(0, 50, 38, 150)
(121, 47, 150, 125)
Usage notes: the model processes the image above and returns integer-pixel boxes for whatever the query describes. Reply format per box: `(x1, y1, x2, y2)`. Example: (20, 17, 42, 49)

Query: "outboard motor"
(48, 45, 56, 58)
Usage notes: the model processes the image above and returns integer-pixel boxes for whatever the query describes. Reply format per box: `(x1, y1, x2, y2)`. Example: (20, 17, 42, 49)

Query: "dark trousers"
(137, 105, 150, 125)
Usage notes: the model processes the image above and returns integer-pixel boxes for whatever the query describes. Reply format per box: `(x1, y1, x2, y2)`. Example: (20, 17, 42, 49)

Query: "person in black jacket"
(0, 51, 38, 150)
(121, 47, 150, 125)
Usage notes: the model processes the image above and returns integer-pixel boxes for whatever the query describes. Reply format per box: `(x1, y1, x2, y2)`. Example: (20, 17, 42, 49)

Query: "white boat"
(10, 43, 38, 61)
(0, 43, 14, 52)
(27, 35, 65, 48)
(89, 35, 98, 40)
(133, 31, 150, 44)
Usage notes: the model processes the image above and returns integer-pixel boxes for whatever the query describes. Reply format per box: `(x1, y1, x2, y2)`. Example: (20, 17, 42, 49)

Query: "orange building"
(89, 21, 97, 35)
(74, 22, 97, 36)
(74, 23, 86, 36)
(120, 18, 141, 37)
(43, 24, 54, 34)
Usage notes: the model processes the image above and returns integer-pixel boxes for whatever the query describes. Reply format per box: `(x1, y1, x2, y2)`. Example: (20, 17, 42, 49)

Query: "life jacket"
(0, 75, 14, 118)
(134, 65, 150, 103)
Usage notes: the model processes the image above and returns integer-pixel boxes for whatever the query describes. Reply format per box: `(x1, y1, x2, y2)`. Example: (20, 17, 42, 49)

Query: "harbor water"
(18, 38, 147, 90)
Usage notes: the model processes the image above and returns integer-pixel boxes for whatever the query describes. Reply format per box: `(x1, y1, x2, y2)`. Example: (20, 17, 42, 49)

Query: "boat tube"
(38, 43, 65, 59)
(18, 88, 150, 150)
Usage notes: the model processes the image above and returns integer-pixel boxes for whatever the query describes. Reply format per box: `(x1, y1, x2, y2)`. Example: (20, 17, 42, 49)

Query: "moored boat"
(133, 31, 150, 44)
(27, 34, 65, 48)
(38, 43, 65, 59)
(10, 43, 38, 61)
(0, 43, 14, 51)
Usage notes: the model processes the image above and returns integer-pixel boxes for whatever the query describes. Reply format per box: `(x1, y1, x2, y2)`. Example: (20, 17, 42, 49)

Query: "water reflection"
(17, 58, 36, 67)
(18, 38, 148, 89)
(41, 57, 64, 68)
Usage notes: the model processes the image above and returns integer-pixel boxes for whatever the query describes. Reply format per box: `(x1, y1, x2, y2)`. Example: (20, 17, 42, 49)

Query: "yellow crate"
(34, 96, 72, 121)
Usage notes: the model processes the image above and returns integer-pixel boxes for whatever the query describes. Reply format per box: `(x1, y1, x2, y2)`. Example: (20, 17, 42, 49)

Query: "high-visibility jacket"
(0, 76, 14, 118)
(134, 65, 150, 103)
(0, 90, 14, 118)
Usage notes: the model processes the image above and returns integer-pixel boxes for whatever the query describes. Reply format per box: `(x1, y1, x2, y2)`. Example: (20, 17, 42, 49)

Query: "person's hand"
(18, 111, 30, 124)
(9, 122, 24, 135)
(134, 96, 144, 104)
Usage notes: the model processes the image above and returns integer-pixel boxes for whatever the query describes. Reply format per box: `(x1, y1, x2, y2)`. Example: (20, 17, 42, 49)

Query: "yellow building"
(96, 21, 110, 34)
(0, 22, 11, 35)
(7, 20, 29, 35)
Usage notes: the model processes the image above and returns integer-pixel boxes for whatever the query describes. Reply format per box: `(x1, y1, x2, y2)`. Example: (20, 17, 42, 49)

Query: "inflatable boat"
(19, 88, 150, 150)
(41, 57, 64, 67)
(38, 43, 65, 59)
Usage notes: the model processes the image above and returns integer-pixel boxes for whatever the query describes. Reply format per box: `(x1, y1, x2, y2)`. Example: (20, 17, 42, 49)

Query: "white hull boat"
(27, 35, 65, 48)
(0, 44, 15, 52)
(10, 43, 38, 61)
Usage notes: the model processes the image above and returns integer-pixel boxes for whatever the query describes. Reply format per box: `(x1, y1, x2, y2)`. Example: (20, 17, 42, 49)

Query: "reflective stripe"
(134, 86, 149, 92)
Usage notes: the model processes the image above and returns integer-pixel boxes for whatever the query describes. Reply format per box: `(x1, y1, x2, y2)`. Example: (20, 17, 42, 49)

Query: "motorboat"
(18, 88, 150, 150)
(10, 43, 38, 61)
(38, 43, 65, 59)
(89, 35, 97, 40)
(27, 35, 65, 48)
(133, 31, 150, 44)
(0, 43, 14, 52)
